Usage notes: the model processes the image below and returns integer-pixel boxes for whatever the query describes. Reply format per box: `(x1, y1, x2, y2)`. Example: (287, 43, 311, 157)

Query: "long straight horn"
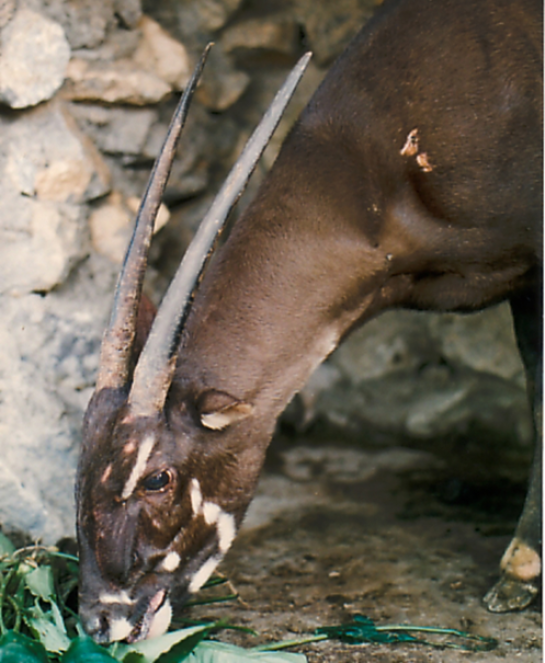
(128, 52, 312, 417)
(94, 45, 213, 393)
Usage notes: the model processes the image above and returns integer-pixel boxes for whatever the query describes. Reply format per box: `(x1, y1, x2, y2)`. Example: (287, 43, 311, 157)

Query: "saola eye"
(142, 470, 172, 492)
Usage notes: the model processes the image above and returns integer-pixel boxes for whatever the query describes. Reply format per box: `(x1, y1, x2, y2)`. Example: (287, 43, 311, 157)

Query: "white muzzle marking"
(99, 590, 134, 605)
(160, 551, 181, 572)
(147, 599, 172, 639)
(109, 617, 133, 642)
(188, 555, 221, 594)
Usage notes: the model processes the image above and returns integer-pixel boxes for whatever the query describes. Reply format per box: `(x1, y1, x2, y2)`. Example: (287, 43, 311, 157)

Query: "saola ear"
(197, 390, 254, 430)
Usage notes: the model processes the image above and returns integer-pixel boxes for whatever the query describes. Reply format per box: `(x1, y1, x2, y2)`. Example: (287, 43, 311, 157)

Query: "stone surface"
(133, 15, 191, 91)
(0, 0, 15, 29)
(294, 0, 379, 65)
(89, 191, 170, 264)
(63, 57, 171, 105)
(142, 0, 244, 41)
(0, 101, 108, 295)
(68, 104, 157, 159)
(0, 9, 70, 108)
(290, 305, 532, 482)
(195, 44, 250, 111)
(41, 0, 115, 49)
(114, 0, 142, 29)
(221, 16, 300, 56)
(0, 254, 118, 543)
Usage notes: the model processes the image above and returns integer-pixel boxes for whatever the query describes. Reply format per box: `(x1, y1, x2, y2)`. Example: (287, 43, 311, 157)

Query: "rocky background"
(0, 0, 532, 544)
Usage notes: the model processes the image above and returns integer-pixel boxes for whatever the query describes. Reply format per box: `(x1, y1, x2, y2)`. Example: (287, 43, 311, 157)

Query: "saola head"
(77, 390, 262, 644)
(76, 48, 311, 644)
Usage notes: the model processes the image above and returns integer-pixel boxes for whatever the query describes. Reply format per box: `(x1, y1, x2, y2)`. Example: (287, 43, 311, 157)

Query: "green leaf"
(0, 631, 48, 663)
(0, 534, 15, 557)
(24, 567, 55, 602)
(314, 614, 498, 652)
(25, 601, 71, 653)
(154, 627, 211, 663)
(62, 636, 119, 662)
(115, 625, 213, 663)
(189, 641, 307, 662)
(315, 614, 417, 644)
(120, 653, 146, 663)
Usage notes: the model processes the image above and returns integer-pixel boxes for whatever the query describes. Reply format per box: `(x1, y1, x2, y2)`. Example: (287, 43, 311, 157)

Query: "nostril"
(96, 612, 110, 643)
(99, 612, 109, 635)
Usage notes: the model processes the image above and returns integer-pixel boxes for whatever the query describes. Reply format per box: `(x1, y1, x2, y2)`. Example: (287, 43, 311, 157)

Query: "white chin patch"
(109, 617, 133, 642)
(147, 599, 172, 640)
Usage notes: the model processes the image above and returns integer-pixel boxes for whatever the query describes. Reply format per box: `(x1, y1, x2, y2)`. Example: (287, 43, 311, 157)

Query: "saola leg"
(484, 283, 542, 611)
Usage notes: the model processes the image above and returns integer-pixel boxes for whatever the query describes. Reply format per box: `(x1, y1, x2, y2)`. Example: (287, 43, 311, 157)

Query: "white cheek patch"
(188, 555, 221, 594)
(189, 481, 238, 562)
(160, 551, 181, 572)
(109, 617, 133, 642)
(147, 599, 172, 640)
(99, 590, 134, 605)
(190, 478, 203, 515)
(121, 434, 156, 500)
(203, 501, 221, 525)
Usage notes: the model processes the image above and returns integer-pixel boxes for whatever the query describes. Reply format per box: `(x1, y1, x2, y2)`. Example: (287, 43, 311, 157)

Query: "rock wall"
(0, 0, 532, 543)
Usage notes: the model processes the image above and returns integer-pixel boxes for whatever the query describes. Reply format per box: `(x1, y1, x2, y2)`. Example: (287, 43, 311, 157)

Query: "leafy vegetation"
(0, 532, 497, 661)
(0, 533, 304, 663)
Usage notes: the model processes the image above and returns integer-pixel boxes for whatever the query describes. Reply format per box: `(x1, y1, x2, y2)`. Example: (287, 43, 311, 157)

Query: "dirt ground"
(187, 430, 542, 662)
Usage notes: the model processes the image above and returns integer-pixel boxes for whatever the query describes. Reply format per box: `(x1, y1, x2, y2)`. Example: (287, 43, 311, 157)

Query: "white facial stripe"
(99, 590, 134, 605)
(190, 478, 203, 515)
(109, 617, 133, 642)
(147, 599, 172, 640)
(188, 555, 221, 594)
(217, 512, 236, 554)
(160, 551, 181, 572)
(121, 434, 156, 500)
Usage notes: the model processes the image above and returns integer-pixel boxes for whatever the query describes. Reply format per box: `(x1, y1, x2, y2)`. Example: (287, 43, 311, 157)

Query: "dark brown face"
(76, 393, 258, 644)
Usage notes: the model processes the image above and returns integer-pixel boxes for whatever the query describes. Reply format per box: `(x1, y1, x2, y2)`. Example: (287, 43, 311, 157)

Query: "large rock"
(133, 15, 191, 91)
(63, 57, 171, 105)
(41, 0, 116, 49)
(294, 0, 379, 65)
(0, 101, 109, 295)
(289, 305, 532, 482)
(0, 9, 70, 108)
(0, 254, 118, 543)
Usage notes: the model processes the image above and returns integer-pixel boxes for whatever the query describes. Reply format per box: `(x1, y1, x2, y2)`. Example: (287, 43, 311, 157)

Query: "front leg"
(484, 285, 542, 612)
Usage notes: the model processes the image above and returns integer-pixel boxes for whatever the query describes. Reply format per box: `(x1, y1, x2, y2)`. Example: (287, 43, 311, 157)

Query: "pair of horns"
(95, 45, 311, 417)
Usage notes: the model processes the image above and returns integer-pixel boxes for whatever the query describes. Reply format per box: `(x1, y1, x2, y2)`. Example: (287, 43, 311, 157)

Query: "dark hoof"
(483, 575, 539, 612)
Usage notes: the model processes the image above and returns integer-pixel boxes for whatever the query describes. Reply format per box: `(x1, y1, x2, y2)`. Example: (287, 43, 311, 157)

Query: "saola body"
(77, 0, 543, 644)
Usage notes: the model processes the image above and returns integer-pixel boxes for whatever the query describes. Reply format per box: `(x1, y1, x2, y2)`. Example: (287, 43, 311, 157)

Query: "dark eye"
(142, 470, 172, 492)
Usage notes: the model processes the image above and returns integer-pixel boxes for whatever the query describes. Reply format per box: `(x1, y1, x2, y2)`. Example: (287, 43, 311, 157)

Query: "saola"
(77, 0, 543, 644)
